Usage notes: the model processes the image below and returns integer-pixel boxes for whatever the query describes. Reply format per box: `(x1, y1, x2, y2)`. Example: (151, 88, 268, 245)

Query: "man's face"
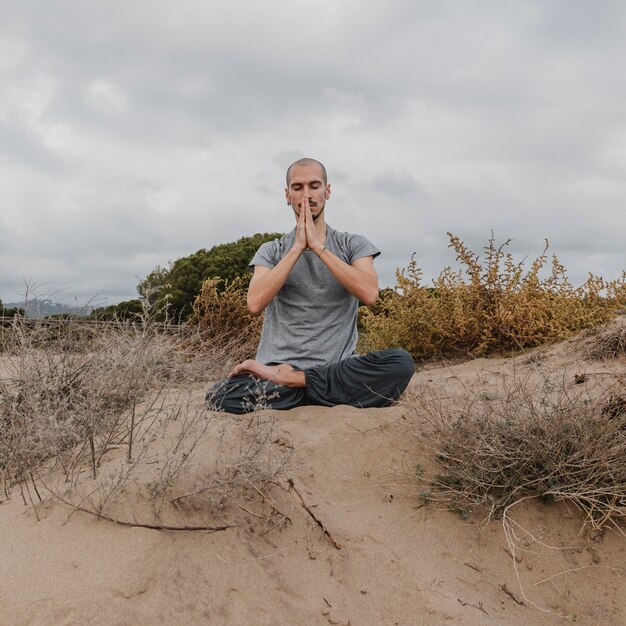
(285, 163, 331, 221)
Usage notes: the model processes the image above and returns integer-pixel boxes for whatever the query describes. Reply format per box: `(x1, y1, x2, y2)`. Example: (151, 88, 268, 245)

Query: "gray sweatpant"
(205, 348, 414, 415)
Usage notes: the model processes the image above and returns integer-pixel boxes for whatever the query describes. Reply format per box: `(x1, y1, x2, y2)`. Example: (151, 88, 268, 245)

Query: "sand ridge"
(1, 331, 626, 625)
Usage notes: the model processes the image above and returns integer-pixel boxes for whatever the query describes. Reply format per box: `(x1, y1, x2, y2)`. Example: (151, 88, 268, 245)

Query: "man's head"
(285, 158, 331, 222)
(286, 158, 327, 187)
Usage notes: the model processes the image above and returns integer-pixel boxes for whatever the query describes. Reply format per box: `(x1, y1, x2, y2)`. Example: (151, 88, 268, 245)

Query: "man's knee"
(373, 348, 414, 381)
(206, 376, 306, 414)
(389, 348, 415, 382)
(205, 379, 247, 415)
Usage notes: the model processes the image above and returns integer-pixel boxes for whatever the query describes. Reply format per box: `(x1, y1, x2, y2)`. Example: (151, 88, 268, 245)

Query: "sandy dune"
(1, 329, 626, 625)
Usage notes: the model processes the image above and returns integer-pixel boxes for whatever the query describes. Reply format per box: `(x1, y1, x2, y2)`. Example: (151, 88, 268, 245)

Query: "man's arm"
(247, 250, 301, 314)
(316, 251, 379, 305)
(247, 204, 307, 314)
(228, 360, 305, 386)
(303, 202, 379, 305)
(248, 199, 379, 313)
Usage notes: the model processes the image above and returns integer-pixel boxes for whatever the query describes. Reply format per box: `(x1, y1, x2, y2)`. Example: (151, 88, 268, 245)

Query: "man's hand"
(246, 201, 308, 314)
(228, 360, 306, 388)
(293, 197, 308, 253)
(302, 197, 323, 253)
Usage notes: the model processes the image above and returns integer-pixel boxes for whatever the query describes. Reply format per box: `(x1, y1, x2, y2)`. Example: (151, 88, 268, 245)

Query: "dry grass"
(411, 370, 626, 532)
(192, 276, 262, 363)
(582, 316, 626, 360)
(0, 315, 289, 530)
(361, 234, 626, 361)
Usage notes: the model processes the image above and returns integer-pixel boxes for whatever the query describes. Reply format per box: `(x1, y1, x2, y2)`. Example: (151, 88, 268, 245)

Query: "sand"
(1, 328, 625, 625)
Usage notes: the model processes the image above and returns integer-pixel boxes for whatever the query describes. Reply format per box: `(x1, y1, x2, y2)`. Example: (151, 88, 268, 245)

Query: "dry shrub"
(582, 315, 626, 360)
(0, 318, 13, 352)
(361, 234, 626, 360)
(0, 318, 162, 489)
(0, 316, 289, 530)
(46, 391, 291, 531)
(412, 374, 626, 531)
(192, 276, 262, 362)
(165, 410, 291, 521)
(20, 319, 102, 352)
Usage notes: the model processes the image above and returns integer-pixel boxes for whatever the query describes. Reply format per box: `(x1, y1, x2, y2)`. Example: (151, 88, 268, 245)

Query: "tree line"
(0, 300, 24, 318)
(91, 232, 282, 321)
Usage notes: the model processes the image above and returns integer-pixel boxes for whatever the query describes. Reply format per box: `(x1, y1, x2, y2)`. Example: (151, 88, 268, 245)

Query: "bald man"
(205, 158, 414, 414)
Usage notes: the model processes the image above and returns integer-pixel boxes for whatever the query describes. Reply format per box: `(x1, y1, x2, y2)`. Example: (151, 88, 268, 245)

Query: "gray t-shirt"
(249, 225, 380, 369)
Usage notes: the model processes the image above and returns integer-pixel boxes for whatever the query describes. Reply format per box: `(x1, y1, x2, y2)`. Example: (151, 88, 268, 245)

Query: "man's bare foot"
(228, 360, 306, 388)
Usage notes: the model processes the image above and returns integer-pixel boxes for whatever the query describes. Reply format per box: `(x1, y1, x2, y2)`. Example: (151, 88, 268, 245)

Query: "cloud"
(1, 0, 625, 304)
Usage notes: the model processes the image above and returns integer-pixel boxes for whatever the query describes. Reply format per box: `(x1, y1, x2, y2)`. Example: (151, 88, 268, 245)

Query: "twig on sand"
(458, 598, 488, 615)
(287, 478, 341, 550)
(464, 562, 482, 572)
(36, 474, 235, 533)
(534, 564, 626, 586)
(29, 472, 43, 502)
(242, 541, 299, 561)
(76, 506, 233, 532)
(23, 479, 40, 522)
(500, 583, 524, 605)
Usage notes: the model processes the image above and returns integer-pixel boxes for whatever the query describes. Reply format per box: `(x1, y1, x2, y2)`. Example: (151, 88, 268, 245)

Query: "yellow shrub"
(192, 277, 262, 350)
(361, 234, 626, 360)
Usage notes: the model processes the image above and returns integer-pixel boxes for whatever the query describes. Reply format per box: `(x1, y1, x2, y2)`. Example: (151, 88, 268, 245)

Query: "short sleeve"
(347, 234, 381, 263)
(249, 240, 279, 269)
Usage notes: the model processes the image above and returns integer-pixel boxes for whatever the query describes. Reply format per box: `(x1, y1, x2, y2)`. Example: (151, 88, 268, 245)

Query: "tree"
(90, 299, 144, 321)
(0, 298, 24, 318)
(136, 265, 169, 309)
(137, 232, 282, 321)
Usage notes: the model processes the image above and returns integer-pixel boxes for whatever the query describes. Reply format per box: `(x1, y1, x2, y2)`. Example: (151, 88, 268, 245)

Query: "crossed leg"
(205, 374, 306, 414)
(205, 348, 414, 415)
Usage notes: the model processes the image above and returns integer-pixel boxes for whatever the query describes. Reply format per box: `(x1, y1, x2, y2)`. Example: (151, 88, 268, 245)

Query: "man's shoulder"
(264, 229, 296, 255)
(250, 229, 295, 266)
(326, 225, 364, 243)
(257, 229, 294, 248)
(326, 226, 381, 258)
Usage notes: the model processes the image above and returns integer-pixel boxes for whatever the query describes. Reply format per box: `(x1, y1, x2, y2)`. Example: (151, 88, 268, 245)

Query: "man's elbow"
(360, 288, 379, 307)
(247, 296, 265, 315)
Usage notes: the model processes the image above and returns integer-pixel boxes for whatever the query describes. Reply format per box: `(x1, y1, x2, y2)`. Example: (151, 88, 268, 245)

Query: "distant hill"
(2, 299, 94, 318)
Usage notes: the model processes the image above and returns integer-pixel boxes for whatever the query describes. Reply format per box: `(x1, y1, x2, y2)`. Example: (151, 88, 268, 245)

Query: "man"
(206, 158, 414, 414)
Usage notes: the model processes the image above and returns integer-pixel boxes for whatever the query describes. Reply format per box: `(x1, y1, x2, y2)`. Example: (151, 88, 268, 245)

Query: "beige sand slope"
(1, 330, 626, 625)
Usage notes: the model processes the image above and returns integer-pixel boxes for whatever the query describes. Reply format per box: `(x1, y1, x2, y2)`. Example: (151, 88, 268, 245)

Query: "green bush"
(90, 299, 144, 321)
(137, 232, 282, 321)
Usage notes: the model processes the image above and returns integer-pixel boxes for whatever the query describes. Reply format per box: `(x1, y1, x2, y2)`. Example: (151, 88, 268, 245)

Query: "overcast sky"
(1, 0, 625, 307)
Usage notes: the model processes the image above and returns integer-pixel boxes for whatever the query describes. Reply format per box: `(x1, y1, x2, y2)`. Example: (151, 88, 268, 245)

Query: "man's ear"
(325, 183, 331, 199)
(285, 188, 291, 205)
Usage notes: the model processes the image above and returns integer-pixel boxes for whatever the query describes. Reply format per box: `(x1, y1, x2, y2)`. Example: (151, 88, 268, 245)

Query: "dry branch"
(287, 478, 341, 550)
